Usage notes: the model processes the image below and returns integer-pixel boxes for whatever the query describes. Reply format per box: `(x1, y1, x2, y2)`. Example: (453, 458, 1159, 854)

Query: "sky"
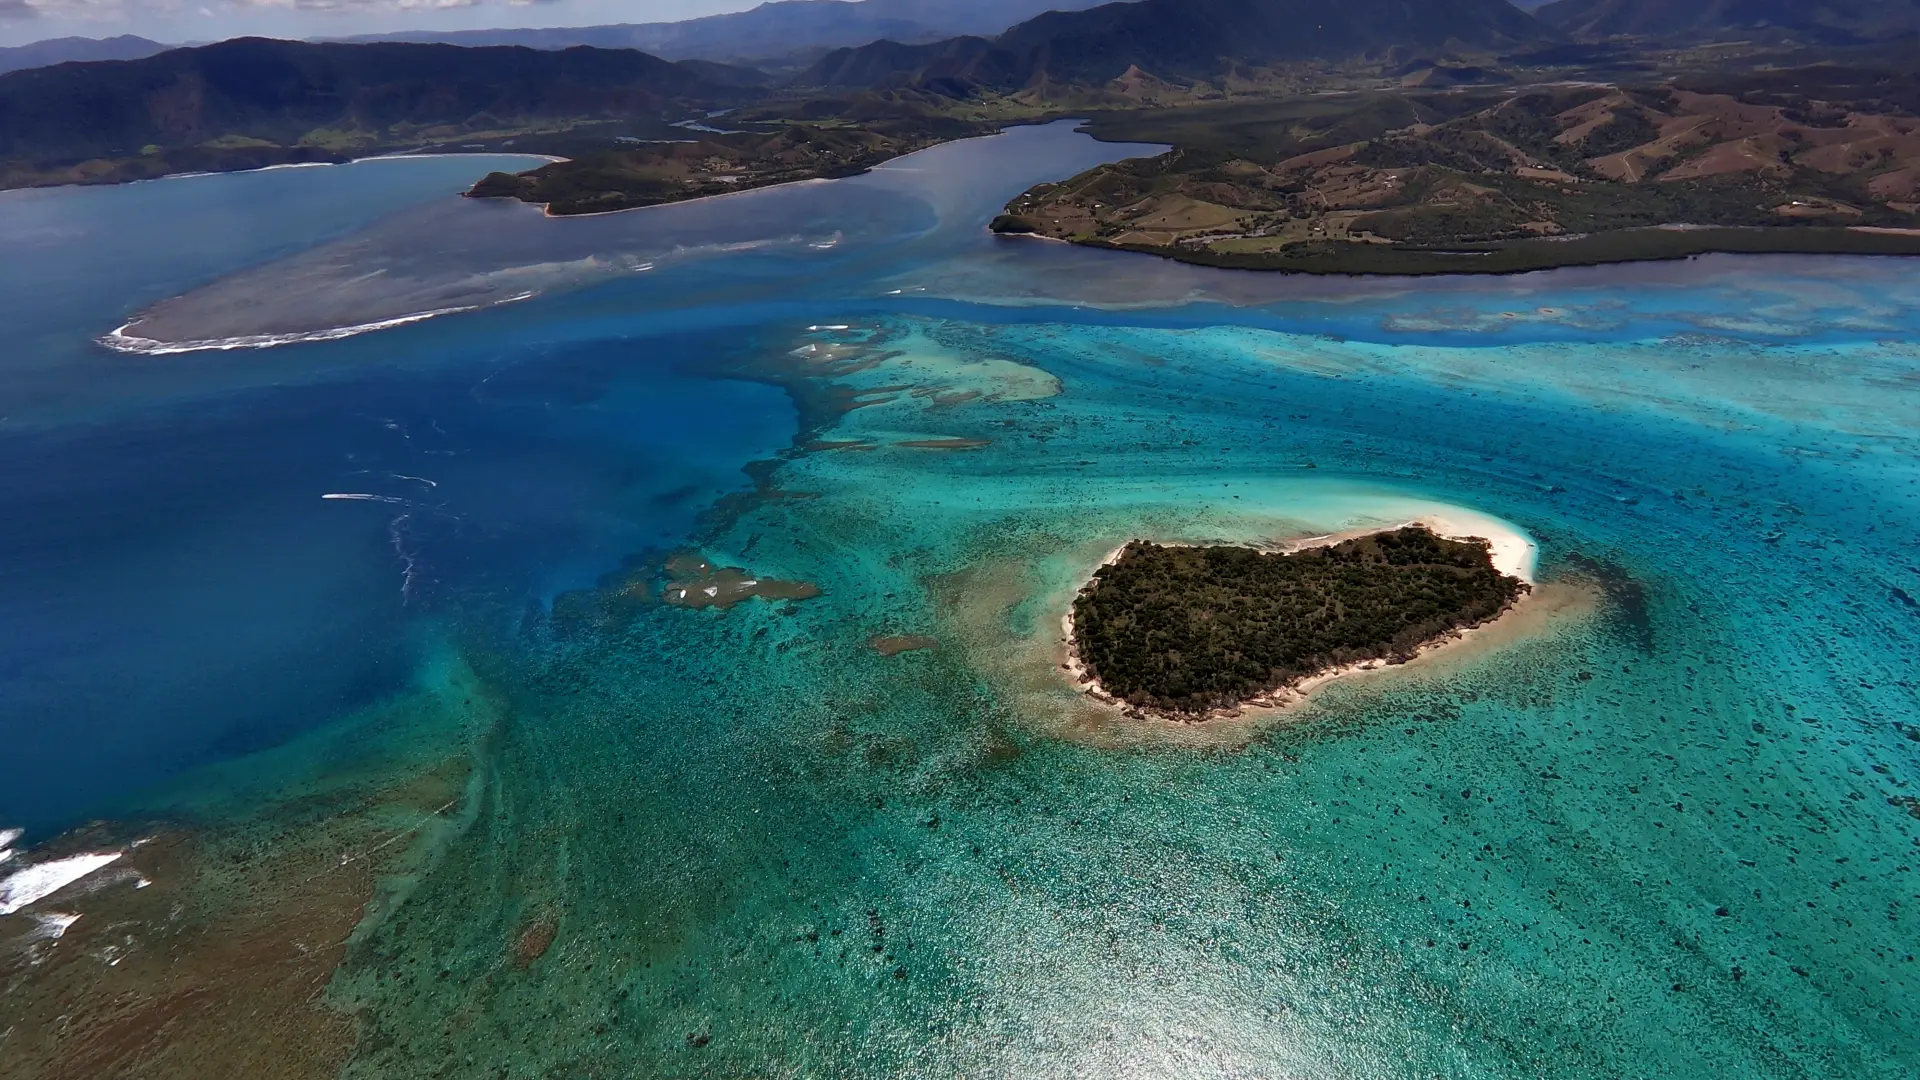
(0, 0, 769, 46)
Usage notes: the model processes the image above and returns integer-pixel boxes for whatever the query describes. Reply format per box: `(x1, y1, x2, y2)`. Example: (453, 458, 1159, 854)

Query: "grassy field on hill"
(996, 75, 1920, 272)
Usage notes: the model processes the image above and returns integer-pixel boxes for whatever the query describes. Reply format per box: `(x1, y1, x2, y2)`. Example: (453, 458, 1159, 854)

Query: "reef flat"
(1068, 526, 1529, 719)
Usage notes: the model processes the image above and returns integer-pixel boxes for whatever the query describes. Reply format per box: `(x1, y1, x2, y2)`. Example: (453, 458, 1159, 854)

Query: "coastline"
(1056, 515, 1544, 725)
(0, 150, 562, 197)
(1067, 226, 1920, 278)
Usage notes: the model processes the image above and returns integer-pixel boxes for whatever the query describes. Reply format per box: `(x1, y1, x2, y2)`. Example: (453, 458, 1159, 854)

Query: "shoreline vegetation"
(1064, 523, 1532, 723)
(996, 221, 1920, 275)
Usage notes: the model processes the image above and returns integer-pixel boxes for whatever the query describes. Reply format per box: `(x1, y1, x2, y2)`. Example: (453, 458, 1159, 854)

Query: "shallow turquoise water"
(2, 127, 1917, 1076)
(321, 315, 1917, 1079)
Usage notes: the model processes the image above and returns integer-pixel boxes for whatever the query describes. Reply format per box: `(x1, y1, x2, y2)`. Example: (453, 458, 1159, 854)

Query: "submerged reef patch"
(658, 555, 822, 611)
(869, 634, 939, 656)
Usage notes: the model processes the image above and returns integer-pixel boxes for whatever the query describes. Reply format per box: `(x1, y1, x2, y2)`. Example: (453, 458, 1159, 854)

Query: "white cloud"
(0, 0, 751, 45)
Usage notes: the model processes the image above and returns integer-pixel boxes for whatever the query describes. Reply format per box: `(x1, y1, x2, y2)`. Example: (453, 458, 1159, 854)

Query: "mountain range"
(10, 0, 1920, 193)
(802, 0, 1548, 89)
(1535, 0, 1920, 43)
(0, 38, 758, 169)
(342, 0, 1108, 65)
(0, 35, 166, 77)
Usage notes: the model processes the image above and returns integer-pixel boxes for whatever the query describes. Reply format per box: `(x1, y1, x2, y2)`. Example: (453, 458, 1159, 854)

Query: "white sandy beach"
(1285, 508, 1538, 583)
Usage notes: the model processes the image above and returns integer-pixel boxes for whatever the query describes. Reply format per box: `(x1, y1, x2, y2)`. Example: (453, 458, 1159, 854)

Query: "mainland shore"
(1030, 226, 1920, 278)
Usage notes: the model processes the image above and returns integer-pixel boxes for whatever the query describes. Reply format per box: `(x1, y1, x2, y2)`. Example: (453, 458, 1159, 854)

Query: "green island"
(1069, 527, 1528, 719)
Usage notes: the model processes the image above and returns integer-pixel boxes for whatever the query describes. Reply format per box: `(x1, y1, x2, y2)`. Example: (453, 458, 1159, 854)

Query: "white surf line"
(322, 493, 408, 503)
(101, 304, 485, 355)
(101, 285, 553, 356)
(0, 851, 124, 916)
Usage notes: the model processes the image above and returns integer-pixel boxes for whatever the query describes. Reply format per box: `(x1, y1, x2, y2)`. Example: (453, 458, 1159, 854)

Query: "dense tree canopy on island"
(1071, 526, 1526, 716)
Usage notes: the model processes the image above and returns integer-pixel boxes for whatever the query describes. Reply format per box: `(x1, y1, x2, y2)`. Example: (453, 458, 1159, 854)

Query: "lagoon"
(0, 122, 1915, 1078)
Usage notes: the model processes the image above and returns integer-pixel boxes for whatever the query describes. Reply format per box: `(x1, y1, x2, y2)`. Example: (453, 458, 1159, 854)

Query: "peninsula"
(466, 120, 977, 216)
(1068, 526, 1528, 719)
(993, 75, 1920, 274)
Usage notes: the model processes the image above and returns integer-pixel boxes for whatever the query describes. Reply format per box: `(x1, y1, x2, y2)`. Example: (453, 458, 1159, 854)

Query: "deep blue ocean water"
(0, 156, 798, 834)
(1, 126, 1916, 1077)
